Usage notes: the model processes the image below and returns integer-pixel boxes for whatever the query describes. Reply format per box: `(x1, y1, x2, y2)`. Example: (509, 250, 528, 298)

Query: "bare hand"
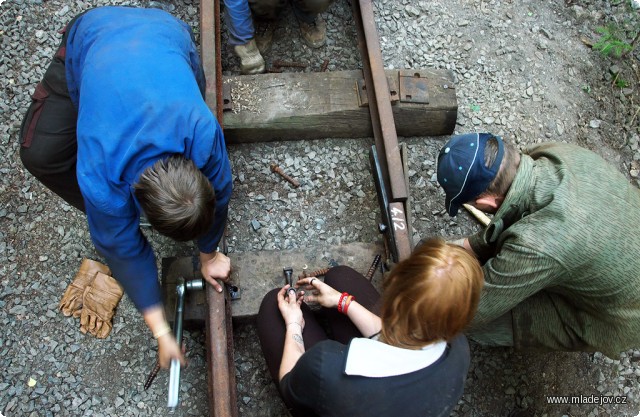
(200, 251, 231, 292)
(157, 333, 186, 368)
(277, 285, 305, 330)
(296, 277, 341, 308)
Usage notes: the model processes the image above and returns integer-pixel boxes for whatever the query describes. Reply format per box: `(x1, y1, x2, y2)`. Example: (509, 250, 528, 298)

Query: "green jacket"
(468, 143, 640, 357)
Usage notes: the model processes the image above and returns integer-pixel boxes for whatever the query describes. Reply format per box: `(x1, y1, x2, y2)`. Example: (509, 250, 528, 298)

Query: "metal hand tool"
(167, 277, 185, 410)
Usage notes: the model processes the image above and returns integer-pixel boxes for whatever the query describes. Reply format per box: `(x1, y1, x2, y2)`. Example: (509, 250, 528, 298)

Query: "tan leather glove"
(80, 271, 124, 339)
(59, 259, 111, 317)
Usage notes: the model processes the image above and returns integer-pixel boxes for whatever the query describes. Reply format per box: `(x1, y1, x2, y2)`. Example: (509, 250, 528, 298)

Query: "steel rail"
(352, 0, 407, 202)
(200, 0, 239, 415)
(351, 0, 413, 262)
(193, 0, 414, 412)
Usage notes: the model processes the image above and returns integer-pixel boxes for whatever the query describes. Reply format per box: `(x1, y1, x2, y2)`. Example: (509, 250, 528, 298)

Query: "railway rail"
(162, 0, 454, 413)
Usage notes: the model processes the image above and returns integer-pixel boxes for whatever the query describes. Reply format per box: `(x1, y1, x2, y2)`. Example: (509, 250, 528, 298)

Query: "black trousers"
(256, 265, 381, 416)
(19, 14, 85, 211)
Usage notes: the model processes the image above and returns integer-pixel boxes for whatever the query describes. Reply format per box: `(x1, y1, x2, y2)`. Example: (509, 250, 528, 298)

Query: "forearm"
(346, 302, 381, 338)
(143, 304, 185, 368)
(473, 243, 563, 326)
(142, 304, 171, 337)
(197, 216, 227, 254)
(278, 323, 305, 381)
(85, 197, 169, 310)
(199, 250, 219, 263)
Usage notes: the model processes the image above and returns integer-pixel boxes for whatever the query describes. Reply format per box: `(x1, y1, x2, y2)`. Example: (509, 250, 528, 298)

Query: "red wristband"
(337, 292, 349, 313)
(343, 295, 355, 315)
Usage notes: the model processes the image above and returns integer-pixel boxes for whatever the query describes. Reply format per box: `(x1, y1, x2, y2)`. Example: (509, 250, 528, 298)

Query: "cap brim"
(445, 197, 461, 217)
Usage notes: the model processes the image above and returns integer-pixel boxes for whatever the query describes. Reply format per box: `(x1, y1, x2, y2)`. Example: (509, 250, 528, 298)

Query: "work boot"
(254, 20, 275, 54)
(299, 15, 327, 49)
(234, 38, 265, 75)
(80, 271, 124, 339)
(59, 259, 111, 317)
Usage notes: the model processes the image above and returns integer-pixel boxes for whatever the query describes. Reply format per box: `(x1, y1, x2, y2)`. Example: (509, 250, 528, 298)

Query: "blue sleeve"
(182, 22, 207, 97)
(224, 0, 255, 45)
(85, 199, 162, 311)
(196, 123, 233, 253)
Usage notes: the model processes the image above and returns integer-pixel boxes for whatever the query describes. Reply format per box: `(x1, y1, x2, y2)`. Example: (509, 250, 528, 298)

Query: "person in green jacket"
(436, 132, 640, 358)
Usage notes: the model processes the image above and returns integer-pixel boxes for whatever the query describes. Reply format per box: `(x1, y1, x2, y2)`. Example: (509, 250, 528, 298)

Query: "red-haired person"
(257, 238, 484, 417)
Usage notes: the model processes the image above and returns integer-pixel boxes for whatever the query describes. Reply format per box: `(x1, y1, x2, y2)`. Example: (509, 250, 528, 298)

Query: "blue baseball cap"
(436, 133, 504, 217)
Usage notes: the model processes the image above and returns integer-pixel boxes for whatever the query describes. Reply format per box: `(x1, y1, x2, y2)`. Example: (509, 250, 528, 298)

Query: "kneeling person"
(436, 132, 640, 357)
(257, 239, 484, 417)
(19, 6, 233, 367)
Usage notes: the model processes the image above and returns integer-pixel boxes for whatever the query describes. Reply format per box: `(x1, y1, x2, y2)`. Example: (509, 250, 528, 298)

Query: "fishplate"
(356, 76, 399, 107)
(399, 70, 430, 104)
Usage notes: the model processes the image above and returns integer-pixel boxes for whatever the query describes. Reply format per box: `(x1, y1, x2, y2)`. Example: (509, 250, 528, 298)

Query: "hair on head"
(380, 238, 484, 349)
(482, 137, 519, 198)
(134, 155, 216, 241)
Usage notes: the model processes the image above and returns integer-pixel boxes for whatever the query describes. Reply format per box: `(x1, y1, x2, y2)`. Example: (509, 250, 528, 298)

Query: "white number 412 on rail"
(390, 206, 406, 230)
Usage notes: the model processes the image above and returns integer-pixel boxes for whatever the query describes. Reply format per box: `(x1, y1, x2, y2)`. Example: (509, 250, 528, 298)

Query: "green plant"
(593, 24, 634, 58)
(614, 77, 629, 88)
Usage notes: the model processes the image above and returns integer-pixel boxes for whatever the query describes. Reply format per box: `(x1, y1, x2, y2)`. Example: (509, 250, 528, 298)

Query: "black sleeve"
(279, 341, 347, 417)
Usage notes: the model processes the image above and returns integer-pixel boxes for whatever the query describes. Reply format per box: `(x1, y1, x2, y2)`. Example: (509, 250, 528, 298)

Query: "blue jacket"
(65, 7, 232, 311)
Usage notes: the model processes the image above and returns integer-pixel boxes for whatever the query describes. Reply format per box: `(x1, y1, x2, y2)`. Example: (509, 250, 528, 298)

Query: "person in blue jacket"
(19, 6, 233, 368)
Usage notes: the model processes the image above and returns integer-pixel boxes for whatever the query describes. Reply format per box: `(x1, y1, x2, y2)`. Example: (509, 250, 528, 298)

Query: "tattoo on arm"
(292, 334, 304, 345)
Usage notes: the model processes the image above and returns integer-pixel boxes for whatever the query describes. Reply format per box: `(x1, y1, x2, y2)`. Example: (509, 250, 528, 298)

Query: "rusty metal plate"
(356, 76, 399, 107)
(399, 70, 430, 104)
(222, 82, 233, 112)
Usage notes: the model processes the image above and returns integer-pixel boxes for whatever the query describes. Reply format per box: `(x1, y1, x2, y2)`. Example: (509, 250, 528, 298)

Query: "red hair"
(380, 238, 484, 348)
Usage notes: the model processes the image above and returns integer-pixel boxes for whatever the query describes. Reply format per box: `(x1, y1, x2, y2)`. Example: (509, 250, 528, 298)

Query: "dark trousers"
(249, 0, 332, 23)
(256, 266, 381, 416)
(19, 15, 85, 212)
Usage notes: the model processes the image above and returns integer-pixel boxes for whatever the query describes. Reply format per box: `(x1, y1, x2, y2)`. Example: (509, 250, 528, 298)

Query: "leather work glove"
(59, 259, 111, 317)
(80, 271, 124, 339)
